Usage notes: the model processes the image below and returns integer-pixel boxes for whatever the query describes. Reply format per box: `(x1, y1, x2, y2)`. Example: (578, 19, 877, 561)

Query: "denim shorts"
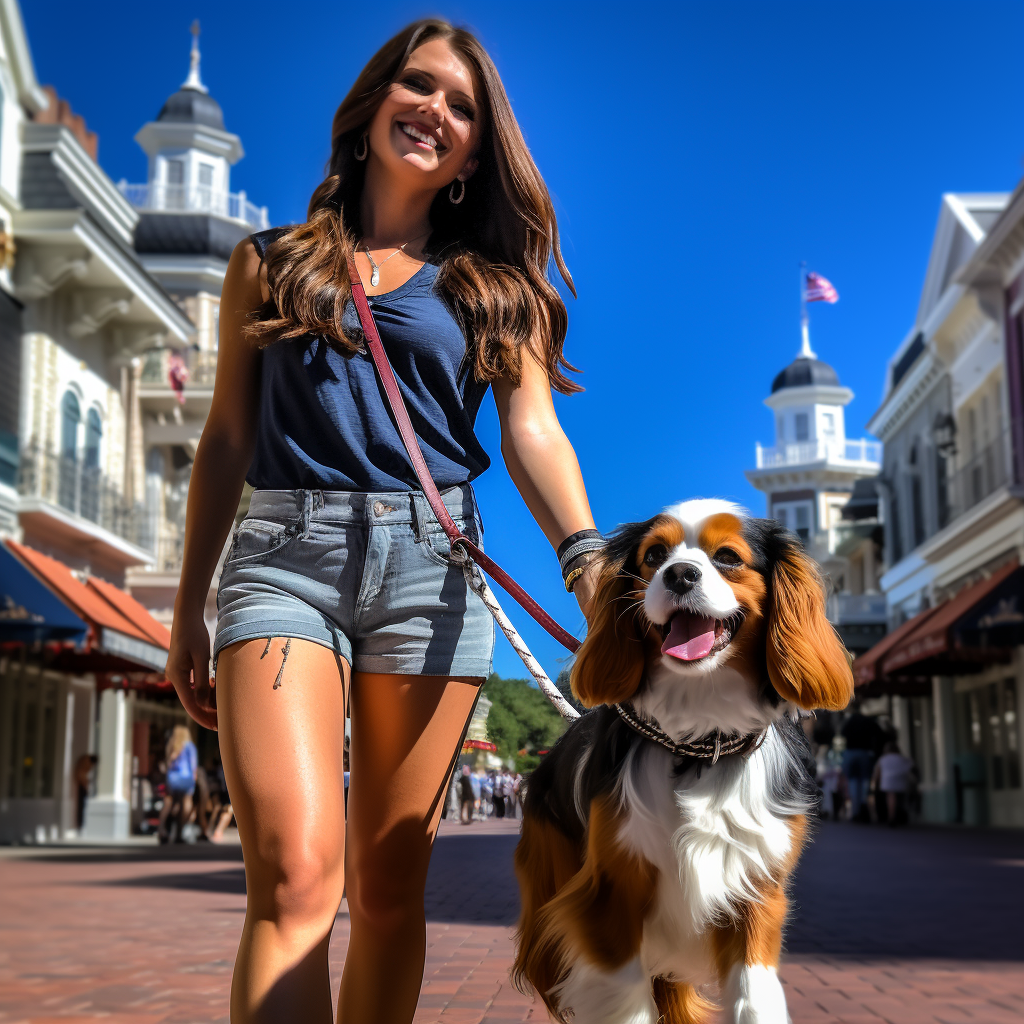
(214, 485, 495, 677)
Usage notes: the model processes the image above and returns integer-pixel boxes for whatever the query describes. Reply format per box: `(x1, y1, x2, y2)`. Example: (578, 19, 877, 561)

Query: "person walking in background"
(159, 725, 197, 844)
(73, 753, 97, 832)
(458, 766, 475, 825)
(872, 741, 918, 826)
(841, 706, 884, 822)
(493, 770, 506, 818)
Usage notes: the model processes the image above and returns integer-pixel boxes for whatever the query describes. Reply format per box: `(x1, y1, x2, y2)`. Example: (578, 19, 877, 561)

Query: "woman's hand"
(166, 611, 218, 731)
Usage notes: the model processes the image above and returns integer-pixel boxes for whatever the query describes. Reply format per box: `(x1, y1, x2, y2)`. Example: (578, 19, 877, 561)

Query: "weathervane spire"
(182, 20, 208, 94)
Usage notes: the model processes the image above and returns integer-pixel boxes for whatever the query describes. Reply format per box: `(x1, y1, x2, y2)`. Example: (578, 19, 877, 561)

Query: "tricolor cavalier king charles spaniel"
(513, 500, 853, 1024)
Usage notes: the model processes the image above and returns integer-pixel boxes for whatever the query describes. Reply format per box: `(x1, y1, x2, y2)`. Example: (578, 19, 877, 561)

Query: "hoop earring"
(354, 134, 368, 161)
(449, 178, 466, 205)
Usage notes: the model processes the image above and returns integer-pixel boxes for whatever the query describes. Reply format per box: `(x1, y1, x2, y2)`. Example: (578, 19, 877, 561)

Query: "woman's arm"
(166, 239, 266, 729)
(492, 347, 600, 619)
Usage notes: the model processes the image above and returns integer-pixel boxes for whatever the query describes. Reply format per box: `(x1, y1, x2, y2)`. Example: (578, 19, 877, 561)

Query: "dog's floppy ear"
(571, 523, 654, 708)
(764, 525, 854, 711)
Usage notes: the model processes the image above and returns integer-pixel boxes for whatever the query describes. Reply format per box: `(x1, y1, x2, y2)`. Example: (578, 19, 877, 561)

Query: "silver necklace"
(361, 231, 429, 287)
(362, 241, 408, 288)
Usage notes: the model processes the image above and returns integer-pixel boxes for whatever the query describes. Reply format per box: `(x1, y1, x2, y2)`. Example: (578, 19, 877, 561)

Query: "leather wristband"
(557, 531, 605, 574)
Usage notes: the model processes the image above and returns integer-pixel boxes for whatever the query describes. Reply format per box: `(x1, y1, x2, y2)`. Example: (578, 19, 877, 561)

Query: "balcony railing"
(947, 429, 1011, 519)
(117, 182, 269, 231)
(827, 592, 888, 625)
(17, 444, 151, 551)
(141, 349, 218, 390)
(755, 437, 882, 470)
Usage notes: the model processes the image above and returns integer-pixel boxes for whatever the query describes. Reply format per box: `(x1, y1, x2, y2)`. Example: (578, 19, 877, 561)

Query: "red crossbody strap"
(346, 256, 581, 655)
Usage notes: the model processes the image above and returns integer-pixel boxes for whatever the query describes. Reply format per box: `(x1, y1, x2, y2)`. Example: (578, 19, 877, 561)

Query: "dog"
(512, 499, 853, 1024)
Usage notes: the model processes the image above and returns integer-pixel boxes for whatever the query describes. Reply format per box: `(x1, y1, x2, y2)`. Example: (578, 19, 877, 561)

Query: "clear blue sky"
(27, 1, 1024, 680)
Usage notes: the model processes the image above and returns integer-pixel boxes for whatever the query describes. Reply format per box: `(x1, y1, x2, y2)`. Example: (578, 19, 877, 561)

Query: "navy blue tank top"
(246, 229, 491, 492)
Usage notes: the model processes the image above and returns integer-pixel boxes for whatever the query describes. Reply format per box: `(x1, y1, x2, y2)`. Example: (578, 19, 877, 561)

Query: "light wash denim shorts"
(214, 485, 494, 677)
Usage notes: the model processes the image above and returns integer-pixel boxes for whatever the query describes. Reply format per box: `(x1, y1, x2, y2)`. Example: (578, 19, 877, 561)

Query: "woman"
(166, 19, 600, 1024)
(158, 724, 197, 844)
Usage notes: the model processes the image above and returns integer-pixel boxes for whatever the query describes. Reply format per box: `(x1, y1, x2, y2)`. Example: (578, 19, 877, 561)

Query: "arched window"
(60, 391, 80, 461)
(58, 391, 81, 512)
(84, 409, 102, 469)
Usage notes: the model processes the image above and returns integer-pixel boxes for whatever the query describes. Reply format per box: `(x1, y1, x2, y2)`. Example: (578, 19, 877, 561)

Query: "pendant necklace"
(361, 232, 429, 287)
(363, 242, 407, 288)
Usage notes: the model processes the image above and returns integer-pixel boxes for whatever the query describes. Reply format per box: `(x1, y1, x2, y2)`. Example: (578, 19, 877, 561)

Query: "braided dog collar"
(613, 700, 766, 764)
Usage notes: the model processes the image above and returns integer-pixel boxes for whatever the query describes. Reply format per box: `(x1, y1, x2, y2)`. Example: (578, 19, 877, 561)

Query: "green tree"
(483, 673, 568, 771)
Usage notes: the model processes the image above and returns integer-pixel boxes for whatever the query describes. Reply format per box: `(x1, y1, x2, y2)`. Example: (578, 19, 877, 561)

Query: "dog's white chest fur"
(618, 727, 796, 984)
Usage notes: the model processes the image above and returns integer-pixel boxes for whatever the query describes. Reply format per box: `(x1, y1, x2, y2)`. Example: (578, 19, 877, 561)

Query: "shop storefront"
(0, 539, 185, 842)
(855, 562, 1024, 827)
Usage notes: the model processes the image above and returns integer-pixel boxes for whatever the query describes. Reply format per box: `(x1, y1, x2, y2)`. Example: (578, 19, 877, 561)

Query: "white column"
(83, 687, 130, 839)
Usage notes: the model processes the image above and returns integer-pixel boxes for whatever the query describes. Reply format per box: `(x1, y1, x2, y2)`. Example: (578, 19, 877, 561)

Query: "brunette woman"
(166, 19, 599, 1024)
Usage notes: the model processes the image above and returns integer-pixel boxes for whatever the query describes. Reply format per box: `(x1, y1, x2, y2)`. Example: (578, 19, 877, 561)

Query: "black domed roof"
(157, 88, 224, 130)
(771, 356, 840, 393)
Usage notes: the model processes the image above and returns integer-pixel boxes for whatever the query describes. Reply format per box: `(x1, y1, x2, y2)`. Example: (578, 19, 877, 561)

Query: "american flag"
(805, 271, 838, 304)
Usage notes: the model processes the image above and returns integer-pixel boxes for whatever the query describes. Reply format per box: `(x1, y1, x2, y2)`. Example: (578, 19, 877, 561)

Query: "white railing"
(827, 592, 888, 625)
(755, 438, 882, 469)
(117, 182, 269, 231)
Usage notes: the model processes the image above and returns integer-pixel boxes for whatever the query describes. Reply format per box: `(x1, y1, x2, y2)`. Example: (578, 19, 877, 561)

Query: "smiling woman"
(165, 16, 600, 1024)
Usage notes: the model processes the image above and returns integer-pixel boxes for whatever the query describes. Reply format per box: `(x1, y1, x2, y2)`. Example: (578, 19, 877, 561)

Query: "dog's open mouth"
(659, 610, 744, 662)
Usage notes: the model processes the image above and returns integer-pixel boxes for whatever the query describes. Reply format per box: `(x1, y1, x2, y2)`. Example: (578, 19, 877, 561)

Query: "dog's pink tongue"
(662, 612, 717, 661)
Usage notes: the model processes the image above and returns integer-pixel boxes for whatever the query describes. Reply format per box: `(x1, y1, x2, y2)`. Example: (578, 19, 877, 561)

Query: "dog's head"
(570, 499, 853, 712)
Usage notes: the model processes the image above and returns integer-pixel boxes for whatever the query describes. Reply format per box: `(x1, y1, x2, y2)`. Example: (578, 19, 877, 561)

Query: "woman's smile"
(396, 119, 443, 152)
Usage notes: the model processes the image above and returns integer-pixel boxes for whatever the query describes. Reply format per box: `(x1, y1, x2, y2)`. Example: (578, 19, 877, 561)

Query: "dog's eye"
(713, 547, 743, 567)
(642, 543, 668, 568)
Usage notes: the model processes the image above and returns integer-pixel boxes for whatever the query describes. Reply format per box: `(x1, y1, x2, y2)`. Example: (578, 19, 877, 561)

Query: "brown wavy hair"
(247, 18, 579, 393)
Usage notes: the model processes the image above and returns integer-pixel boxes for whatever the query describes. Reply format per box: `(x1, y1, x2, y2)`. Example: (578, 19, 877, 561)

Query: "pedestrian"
(510, 772, 523, 819)
(841, 707, 884, 822)
(481, 770, 494, 818)
(871, 741, 918, 826)
(158, 725, 197, 844)
(165, 20, 600, 1022)
(73, 753, 97, 832)
(493, 769, 506, 818)
(458, 766, 475, 825)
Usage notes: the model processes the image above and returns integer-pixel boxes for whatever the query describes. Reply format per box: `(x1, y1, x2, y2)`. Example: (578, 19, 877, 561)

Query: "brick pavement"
(0, 818, 1021, 1023)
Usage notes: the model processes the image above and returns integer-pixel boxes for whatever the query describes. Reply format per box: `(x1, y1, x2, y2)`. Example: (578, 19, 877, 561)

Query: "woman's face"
(366, 37, 483, 191)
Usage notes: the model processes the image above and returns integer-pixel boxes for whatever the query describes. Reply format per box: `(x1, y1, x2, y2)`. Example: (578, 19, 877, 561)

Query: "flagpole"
(799, 260, 816, 359)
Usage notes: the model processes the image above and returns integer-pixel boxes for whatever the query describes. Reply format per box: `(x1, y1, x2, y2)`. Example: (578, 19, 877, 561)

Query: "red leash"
(346, 256, 582, 655)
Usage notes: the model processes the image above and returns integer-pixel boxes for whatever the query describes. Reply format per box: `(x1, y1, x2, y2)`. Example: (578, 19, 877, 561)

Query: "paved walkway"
(0, 818, 1021, 1023)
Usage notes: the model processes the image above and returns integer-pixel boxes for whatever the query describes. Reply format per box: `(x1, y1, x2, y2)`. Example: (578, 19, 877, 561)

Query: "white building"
(119, 25, 268, 639)
(746, 343, 886, 653)
(0, 0, 196, 842)
(856, 191, 1024, 827)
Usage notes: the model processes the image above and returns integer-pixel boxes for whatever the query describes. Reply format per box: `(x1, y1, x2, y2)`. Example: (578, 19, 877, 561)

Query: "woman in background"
(158, 724, 197, 843)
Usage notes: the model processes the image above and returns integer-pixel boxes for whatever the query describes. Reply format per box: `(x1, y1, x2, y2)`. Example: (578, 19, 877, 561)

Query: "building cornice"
(956, 177, 1024, 289)
(763, 384, 854, 410)
(134, 121, 244, 164)
(866, 348, 944, 441)
(21, 122, 138, 245)
(13, 208, 194, 343)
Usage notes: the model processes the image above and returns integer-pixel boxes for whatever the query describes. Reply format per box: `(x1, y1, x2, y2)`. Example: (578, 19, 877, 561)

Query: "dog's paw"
(723, 964, 790, 1024)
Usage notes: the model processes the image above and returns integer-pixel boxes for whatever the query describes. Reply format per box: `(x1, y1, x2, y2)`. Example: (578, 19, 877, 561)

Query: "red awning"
(854, 560, 1019, 689)
(853, 604, 943, 687)
(880, 561, 1019, 677)
(6, 541, 170, 674)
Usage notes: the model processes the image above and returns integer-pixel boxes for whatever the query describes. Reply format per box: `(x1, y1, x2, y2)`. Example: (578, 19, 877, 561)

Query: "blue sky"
(27, 1, 1024, 680)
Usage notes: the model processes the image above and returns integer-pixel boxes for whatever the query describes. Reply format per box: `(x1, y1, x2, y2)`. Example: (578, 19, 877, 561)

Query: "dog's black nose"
(663, 562, 701, 594)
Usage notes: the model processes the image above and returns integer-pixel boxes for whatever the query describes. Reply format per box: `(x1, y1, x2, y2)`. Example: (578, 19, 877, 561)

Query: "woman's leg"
(217, 638, 349, 1024)
(339, 673, 482, 1024)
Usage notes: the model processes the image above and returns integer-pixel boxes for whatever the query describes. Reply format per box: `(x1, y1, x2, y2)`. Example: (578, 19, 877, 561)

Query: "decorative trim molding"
(867, 350, 944, 441)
